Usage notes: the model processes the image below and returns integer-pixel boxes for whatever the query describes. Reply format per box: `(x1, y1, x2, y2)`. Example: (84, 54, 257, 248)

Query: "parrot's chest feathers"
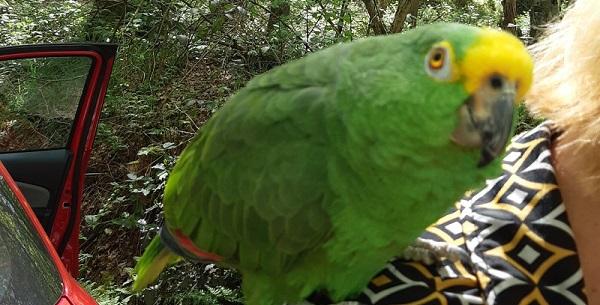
(324, 147, 487, 260)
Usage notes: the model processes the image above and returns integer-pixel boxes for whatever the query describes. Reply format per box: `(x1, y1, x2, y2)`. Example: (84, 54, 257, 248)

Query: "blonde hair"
(526, 0, 600, 187)
(527, 0, 600, 142)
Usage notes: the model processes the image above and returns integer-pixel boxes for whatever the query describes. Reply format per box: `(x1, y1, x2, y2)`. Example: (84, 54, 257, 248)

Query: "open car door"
(0, 44, 116, 275)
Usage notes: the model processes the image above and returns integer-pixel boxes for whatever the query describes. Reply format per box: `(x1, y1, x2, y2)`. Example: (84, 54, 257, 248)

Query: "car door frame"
(0, 44, 116, 274)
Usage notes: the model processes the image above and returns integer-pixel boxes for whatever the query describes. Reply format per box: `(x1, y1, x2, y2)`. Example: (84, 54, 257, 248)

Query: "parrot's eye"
(425, 43, 454, 81)
(429, 48, 445, 69)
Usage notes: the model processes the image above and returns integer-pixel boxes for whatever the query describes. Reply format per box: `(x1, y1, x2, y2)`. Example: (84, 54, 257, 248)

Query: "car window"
(0, 175, 62, 305)
(0, 56, 91, 152)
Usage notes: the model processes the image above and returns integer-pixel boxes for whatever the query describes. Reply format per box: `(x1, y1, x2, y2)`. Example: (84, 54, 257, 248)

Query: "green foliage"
(0, 0, 86, 45)
(418, 0, 501, 27)
(0, 56, 92, 151)
(165, 285, 243, 305)
(516, 104, 544, 134)
(139, 263, 243, 305)
(82, 281, 134, 305)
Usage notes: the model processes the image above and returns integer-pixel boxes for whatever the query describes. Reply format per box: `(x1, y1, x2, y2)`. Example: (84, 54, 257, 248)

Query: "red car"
(0, 44, 116, 305)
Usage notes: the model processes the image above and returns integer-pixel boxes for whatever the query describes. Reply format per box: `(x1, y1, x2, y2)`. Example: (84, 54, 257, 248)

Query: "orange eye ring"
(428, 48, 445, 70)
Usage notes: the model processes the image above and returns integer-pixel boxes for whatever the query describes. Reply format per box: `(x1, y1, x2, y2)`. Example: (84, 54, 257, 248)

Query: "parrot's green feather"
(138, 23, 512, 305)
(166, 82, 335, 259)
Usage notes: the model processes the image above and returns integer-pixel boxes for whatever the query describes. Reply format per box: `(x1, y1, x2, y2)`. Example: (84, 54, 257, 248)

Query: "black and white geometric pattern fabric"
(357, 122, 587, 305)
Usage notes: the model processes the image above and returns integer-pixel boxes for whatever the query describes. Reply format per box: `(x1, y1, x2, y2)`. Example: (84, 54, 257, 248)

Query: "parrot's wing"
(163, 54, 340, 272)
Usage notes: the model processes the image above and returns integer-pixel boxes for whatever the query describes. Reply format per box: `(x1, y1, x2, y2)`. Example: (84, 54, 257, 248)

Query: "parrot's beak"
(451, 74, 516, 167)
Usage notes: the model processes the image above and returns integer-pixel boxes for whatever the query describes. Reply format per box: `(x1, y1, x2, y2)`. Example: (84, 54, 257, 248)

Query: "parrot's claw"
(401, 244, 436, 265)
(401, 238, 470, 265)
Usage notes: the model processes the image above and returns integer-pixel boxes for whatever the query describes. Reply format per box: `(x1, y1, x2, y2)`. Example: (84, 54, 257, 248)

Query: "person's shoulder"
(510, 121, 556, 144)
(358, 121, 586, 305)
(444, 120, 584, 305)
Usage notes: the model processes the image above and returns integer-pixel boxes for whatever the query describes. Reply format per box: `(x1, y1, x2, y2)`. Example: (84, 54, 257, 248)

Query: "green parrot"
(133, 23, 533, 305)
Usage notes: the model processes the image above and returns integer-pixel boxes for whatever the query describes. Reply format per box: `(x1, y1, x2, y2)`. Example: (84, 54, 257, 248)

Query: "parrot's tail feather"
(161, 226, 223, 263)
(132, 235, 180, 292)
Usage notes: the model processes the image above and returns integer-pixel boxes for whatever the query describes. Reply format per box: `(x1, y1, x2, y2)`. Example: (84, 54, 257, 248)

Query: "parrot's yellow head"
(416, 26, 533, 167)
(460, 29, 533, 100)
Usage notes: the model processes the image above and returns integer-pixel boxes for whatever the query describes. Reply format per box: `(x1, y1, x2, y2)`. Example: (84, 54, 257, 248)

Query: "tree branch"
(248, 0, 313, 52)
(501, 0, 518, 35)
(361, 0, 387, 35)
(390, 0, 421, 33)
(336, 0, 349, 38)
(316, 0, 340, 36)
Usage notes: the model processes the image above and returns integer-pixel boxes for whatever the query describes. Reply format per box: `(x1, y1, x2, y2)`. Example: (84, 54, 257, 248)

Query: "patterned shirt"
(357, 122, 587, 305)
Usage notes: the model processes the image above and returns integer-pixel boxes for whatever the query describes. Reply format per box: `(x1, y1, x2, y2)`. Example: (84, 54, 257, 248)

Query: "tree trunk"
(264, 1, 291, 62)
(379, 0, 392, 10)
(408, 0, 420, 29)
(502, 0, 518, 35)
(390, 0, 421, 33)
(530, 0, 561, 39)
(84, 0, 129, 41)
(453, 0, 469, 9)
(361, 0, 387, 35)
(266, 1, 290, 35)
